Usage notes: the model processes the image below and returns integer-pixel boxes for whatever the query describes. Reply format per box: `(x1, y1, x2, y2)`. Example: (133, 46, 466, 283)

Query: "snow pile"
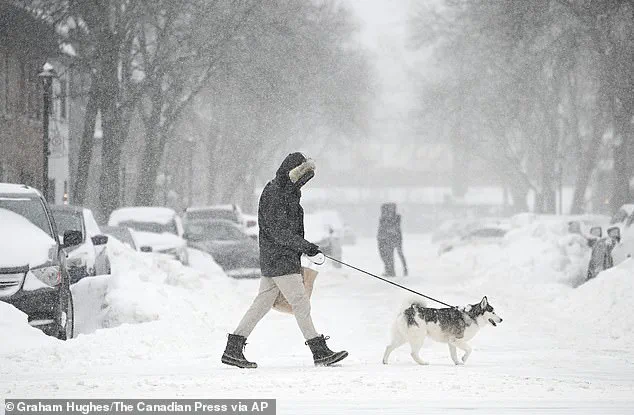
(0, 302, 55, 354)
(0, 208, 57, 268)
(72, 238, 233, 334)
(438, 214, 591, 304)
(556, 258, 634, 347)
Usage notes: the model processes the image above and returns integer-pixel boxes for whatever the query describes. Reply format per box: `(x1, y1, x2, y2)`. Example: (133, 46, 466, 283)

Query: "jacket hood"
(275, 152, 315, 189)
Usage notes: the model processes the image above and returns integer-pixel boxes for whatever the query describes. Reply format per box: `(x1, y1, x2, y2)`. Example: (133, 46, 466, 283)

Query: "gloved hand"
(305, 243, 321, 257)
(307, 252, 325, 265)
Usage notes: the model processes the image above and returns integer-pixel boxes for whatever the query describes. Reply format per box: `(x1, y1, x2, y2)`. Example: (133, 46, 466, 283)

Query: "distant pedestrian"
(377, 203, 408, 277)
(221, 152, 348, 369)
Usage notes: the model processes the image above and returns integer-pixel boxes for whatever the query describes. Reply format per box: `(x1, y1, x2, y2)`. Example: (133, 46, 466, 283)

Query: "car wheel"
(56, 286, 74, 340)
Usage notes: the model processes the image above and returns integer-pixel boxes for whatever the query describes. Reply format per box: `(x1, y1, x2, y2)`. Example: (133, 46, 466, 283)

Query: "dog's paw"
(453, 361, 465, 366)
(461, 355, 469, 363)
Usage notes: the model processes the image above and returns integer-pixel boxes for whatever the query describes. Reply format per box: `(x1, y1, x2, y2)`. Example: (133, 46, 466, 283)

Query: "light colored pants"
(234, 273, 319, 340)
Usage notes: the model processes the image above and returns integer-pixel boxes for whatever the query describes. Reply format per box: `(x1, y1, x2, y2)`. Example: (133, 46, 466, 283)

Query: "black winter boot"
(221, 334, 257, 369)
(305, 335, 348, 366)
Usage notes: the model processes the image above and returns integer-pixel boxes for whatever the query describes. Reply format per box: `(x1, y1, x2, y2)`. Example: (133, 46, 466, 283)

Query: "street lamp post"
(39, 62, 57, 202)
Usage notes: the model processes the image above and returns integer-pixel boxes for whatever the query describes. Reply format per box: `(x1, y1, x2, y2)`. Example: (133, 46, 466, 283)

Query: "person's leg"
(385, 243, 396, 276)
(273, 273, 348, 366)
(378, 239, 392, 276)
(234, 277, 280, 337)
(273, 273, 319, 339)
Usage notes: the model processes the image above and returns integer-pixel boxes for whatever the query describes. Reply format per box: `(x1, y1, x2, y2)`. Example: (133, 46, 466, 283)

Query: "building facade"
(0, 5, 69, 204)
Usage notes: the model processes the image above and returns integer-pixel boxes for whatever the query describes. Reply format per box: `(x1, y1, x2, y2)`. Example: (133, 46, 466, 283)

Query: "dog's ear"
(480, 296, 488, 309)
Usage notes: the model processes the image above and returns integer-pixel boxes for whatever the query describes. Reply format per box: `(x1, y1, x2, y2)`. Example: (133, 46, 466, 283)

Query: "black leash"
(323, 254, 455, 308)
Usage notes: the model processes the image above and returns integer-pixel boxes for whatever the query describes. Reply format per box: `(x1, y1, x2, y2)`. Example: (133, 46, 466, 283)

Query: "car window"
(52, 210, 84, 240)
(104, 227, 137, 250)
(118, 219, 178, 235)
(610, 209, 629, 225)
(0, 196, 55, 239)
(186, 222, 245, 241)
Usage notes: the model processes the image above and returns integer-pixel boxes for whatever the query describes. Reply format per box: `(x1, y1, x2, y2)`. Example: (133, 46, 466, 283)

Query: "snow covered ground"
(2, 218, 634, 414)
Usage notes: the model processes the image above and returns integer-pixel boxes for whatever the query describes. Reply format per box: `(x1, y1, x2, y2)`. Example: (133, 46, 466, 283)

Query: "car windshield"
(0, 196, 55, 239)
(52, 211, 84, 239)
(118, 220, 178, 235)
(186, 222, 245, 241)
(467, 228, 507, 238)
(186, 209, 238, 222)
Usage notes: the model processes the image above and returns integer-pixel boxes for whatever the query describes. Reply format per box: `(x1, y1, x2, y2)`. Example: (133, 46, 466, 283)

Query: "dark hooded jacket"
(258, 152, 317, 277)
(377, 203, 402, 246)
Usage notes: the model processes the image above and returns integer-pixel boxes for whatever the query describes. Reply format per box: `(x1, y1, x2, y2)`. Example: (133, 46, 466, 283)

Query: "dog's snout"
(499, 318, 503, 323)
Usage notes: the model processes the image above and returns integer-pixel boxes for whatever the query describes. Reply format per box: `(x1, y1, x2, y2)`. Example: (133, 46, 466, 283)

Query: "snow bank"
(0, 302, 55, 354)
(439, 214, 591, 296)
(0, 208, 56, 268)
(556, 259, 634, 348)
(72, 238, 233, 335)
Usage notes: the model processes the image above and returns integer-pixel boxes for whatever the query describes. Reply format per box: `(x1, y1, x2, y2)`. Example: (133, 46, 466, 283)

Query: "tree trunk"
(72, 76, 99, 205)
(611, 107, 633, 213)
(135, 82, 164, 206)
(98, 47, 124, 221)
(570, 131, 603, 214)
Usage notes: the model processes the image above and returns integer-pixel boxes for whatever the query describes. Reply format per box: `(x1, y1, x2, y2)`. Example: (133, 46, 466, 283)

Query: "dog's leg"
(455, 341, 472, 363)
(448, 343, 463, 365)
(382, 334, 406, 364)
(408, 336, 428, 366)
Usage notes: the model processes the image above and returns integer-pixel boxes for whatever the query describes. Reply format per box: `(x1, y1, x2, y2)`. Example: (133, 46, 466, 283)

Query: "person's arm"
(259, 193, 319, 255)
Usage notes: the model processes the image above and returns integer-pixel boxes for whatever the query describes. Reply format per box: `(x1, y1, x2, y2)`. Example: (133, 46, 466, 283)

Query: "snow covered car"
(108, 207, 189, 265)
(184, 219, 260, 278)
(101, 226, 139, 251)
(607, 204, 634, 265)
(184, 204, 247, 230)
(0, 184, 76, 339)
(50, 205, 110, 283)
(304, 212, 343, 267)
(438, 225, 508, 255)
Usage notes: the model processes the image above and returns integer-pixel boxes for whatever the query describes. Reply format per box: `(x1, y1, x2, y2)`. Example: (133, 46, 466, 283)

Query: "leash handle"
(323, 254, 455, 308)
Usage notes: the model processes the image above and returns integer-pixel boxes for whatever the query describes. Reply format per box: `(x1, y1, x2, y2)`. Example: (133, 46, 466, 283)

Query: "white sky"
(339, 0, 427, 166)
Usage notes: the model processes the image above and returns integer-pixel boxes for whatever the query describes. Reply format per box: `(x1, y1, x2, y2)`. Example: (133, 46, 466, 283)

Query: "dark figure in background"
(377, 203, 408, 277)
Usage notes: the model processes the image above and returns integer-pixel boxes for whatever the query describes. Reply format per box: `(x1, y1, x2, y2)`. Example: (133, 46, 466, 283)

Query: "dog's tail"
(401, 296, 426, 311)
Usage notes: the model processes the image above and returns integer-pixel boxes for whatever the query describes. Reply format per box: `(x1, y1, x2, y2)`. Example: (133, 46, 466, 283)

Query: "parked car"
(101, 225, 139, 251)
(184, 204, 246, 229)
(0, 183, 78, 339)
(438, 225, 508, 255)
(607, 204, 634, 265)
(304, 212, 343, 267)
(50, 205, 110, 283)
(108, 207, 189, 265)
(184, 219, 260, 278)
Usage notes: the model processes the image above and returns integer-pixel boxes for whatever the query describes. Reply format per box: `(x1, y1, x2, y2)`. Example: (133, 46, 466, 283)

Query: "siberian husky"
(382, 296, 502, 365)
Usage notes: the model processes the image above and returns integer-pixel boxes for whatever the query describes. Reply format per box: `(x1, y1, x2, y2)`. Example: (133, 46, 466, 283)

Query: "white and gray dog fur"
(382, 296, 503, 365)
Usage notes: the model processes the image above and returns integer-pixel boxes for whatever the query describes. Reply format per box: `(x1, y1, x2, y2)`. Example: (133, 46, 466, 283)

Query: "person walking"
(221, 152, 348, 369)
(377, 203, 408, 277)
